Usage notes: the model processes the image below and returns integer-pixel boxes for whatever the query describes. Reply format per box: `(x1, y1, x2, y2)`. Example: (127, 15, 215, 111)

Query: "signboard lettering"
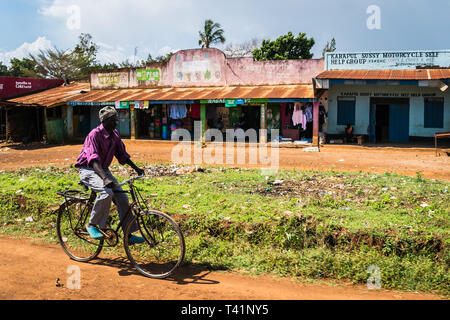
(15, 81, 32, 89)
(326, 50, 450, 70)
(137, 69, 160, 81)
(97, 72, 122, 85)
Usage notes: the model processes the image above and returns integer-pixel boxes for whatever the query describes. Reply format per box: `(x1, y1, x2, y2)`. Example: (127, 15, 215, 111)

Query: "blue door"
(117, 110, 130, 137)
(369, 104, 376, 143)
(389, 104, 409, 143)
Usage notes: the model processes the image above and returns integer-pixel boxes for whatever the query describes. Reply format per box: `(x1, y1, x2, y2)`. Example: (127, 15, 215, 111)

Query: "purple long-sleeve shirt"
(75, 124, 130, 169)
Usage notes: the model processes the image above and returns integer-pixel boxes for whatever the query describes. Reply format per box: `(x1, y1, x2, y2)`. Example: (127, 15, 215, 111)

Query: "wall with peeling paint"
(91, 48, 324, 90)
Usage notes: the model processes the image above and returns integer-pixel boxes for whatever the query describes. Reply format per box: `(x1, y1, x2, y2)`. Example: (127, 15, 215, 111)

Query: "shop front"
(68, 84, 317, 144)
(315, 50, 450, 144)
(65, 48, 323, 144)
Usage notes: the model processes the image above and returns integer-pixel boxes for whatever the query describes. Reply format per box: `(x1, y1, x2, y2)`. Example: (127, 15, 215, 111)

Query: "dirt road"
(0, 236, 442, 300)
(0, 140, 449, 181)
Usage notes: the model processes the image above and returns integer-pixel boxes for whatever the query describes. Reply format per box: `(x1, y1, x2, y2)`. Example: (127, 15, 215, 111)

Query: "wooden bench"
(435, 131, 450, 156)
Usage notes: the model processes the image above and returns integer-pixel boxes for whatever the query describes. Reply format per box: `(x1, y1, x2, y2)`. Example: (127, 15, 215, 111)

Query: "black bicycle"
(56, 176, 185, 279)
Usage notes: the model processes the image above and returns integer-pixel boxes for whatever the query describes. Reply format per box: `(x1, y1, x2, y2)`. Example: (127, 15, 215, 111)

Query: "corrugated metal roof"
(316, 69, 450, 80)
(7, 82, 90, 107)
(68, 84, 315, 103)
(6, 83, 314, 107)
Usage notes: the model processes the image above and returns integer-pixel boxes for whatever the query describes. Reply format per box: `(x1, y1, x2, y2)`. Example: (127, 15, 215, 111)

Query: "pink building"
(68, 48, 325, 144)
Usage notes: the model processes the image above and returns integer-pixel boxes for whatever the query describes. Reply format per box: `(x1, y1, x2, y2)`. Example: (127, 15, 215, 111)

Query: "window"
(337, 97, 356, 126)
(424, 98, 444, 128)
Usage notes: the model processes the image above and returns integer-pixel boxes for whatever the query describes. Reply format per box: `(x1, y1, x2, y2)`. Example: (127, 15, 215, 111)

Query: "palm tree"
(198, 19, 226, 48)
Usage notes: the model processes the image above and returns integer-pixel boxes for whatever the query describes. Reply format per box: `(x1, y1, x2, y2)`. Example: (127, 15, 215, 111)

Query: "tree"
(252, 32, 315, 61)
(224, 38, 261, 58)
(8, 58, 39, 78)
(198, 19, 226, 49)
(73, 33, 98, 59)
(145, 52, 175, 64)
(0, 61, 10, 76)
(322, 38, 336, 57)
(30, 47, 93, 84)
(29, 33, 99, 84)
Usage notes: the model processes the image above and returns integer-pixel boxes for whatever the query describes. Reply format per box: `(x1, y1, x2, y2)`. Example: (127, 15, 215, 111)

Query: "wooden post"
(312, 101, 319, 147)
(260, 103, 267, 143)
(66, 104, 73, 139)
(200, 104, 206, 143)
(43, 108, 48, 143)
(130, 105, 136, 140)
(5, 108, 9, 142)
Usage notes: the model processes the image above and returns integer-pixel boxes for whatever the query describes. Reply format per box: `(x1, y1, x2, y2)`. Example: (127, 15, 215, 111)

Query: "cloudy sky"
(0, 0, 449, 65)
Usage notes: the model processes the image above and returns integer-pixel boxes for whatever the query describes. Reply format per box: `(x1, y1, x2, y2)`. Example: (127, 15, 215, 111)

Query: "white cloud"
(0, 37, 54, 65)
(158, 46, 180, 57)
(36, 0, 197, 59)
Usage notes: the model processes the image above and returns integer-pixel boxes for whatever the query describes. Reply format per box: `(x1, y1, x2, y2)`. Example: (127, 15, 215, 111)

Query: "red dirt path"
(0, 140, 449, 181)
(0, 236, 443, 300)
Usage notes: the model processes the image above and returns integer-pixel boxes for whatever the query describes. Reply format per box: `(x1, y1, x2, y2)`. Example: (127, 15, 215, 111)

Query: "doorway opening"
(375, 104, 389, 143)
(371, 98, 410, 143)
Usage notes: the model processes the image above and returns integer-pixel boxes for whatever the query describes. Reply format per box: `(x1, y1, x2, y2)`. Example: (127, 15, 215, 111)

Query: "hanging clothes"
(292, 103, 304, 127)
(191, 103, 201, 119)
(170, 104, 187, 119)
(304, 103, 313, 123)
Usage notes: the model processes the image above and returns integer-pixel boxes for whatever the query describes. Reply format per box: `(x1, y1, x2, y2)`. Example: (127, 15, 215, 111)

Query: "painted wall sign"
(137, 69, 160, 81)
(201, 98, 269, 105)
(173, 58, 222, 84)
(15, 81, 32, 89)
(339, 92, 437, 98)
(0, 77, 64, 100)
(97, 72, 123, 85)
(90, 48, 323, 90)
(326, 50, 450, 70)
(225, 99, 237, 107)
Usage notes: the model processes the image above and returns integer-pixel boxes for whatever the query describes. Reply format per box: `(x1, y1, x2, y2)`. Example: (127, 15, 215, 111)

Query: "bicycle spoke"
(57, 200, 103, 262)
(124, 210, 185, 279)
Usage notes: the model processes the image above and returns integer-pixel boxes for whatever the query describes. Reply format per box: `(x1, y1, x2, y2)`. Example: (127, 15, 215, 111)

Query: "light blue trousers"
(79, 167, 138, 234)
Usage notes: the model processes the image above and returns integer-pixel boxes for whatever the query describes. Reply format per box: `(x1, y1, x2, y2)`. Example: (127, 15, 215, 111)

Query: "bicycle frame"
(59, 176, 149, 246)
(99, 176, 153, 242)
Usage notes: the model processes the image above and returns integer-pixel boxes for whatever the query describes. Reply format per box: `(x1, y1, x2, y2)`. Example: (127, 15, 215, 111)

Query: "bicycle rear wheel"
(56, 199, 103, 262)
(124, 210, 185, 279)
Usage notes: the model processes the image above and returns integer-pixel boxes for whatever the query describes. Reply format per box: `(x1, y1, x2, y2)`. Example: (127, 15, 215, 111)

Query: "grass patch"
(0, 164, 448, 296)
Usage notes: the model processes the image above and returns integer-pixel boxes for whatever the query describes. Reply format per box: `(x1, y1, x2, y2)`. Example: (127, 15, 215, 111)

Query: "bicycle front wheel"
(56, 199, 103, 262)
(124, 210, 185, 279)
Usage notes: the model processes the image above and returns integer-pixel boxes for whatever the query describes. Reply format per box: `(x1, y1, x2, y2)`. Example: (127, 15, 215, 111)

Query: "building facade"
(67, 48, 324, 144)
(315, 50, 450, 143)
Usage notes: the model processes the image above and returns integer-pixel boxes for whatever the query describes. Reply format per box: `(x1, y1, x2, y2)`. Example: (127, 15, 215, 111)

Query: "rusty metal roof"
(7, 82, 90, 107)
(316, 69, 450, 80)
(5, 83, 314, 107)
(68, 84, 315, 103)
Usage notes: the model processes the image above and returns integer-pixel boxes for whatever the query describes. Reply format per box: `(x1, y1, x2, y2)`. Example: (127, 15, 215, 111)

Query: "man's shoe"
(86, 226, 104, 240)
(128, 234, 145, 245)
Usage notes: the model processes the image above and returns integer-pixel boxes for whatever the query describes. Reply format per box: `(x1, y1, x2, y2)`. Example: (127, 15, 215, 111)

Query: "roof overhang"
(315, 69, 450, 87)
(67, 84, 317, 105)
(6, 82, 90, 108)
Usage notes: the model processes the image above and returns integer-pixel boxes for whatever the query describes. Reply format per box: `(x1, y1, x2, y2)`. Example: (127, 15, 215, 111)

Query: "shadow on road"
(90, 257, 221, 286)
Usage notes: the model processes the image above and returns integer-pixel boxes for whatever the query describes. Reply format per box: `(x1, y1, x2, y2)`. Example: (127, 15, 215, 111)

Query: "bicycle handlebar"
(117, 175, 146, 187)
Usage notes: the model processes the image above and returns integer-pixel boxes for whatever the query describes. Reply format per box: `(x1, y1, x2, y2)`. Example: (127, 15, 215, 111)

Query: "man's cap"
(99, 106, 119, 123)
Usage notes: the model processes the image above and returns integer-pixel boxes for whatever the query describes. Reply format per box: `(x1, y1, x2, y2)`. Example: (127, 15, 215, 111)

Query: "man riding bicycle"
(75, 106, 145, 244)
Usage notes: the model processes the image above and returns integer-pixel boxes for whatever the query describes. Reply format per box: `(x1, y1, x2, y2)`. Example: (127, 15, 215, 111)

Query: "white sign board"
(326, 50, 450, 70)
